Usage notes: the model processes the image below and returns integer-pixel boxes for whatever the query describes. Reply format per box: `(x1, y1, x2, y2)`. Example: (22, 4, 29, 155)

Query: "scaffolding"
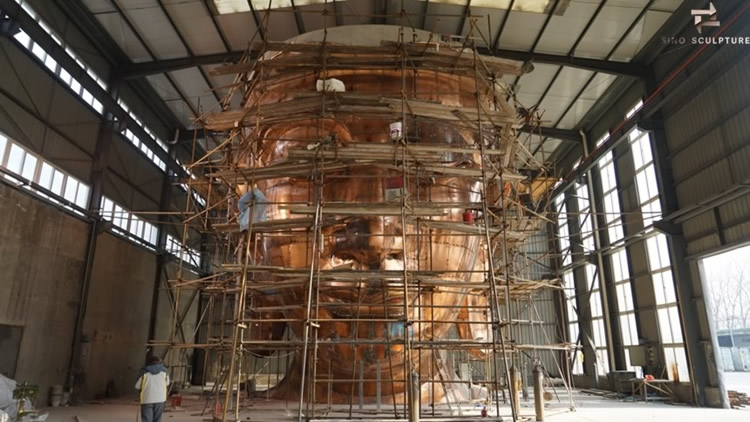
(155, 6, 577, 422)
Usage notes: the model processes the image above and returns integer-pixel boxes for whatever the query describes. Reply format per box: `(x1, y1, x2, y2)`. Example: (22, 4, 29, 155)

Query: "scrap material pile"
(157, 20, 574, 422)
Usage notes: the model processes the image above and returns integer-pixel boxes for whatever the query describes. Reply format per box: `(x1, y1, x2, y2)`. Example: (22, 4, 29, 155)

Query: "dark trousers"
(140, 402, 166, 422)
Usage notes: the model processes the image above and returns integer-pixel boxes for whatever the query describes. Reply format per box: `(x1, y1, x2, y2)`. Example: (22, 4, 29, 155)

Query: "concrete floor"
(40, 389, 748, 422)
(724, 371, 750, 395)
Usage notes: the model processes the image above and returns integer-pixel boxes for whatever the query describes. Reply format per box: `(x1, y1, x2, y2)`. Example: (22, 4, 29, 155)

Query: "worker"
(134, 355, 169, 422)
(237, 186, 269, 232)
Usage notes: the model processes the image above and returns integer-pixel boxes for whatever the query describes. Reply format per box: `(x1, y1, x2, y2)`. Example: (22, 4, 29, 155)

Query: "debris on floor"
(728, 390, 749, 408)
(580, 389, 623, 399)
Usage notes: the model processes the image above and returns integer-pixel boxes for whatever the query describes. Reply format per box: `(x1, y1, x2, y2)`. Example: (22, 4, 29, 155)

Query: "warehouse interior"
(1, 0, 750, 421)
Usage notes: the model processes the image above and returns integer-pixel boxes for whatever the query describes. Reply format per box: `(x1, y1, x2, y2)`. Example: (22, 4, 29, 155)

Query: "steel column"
(644, 72, 726, 407)
(147, 146, 177, 345)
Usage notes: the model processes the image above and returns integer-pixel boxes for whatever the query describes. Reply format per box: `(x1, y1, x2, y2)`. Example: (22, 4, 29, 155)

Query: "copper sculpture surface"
(209, 26, 538, 405)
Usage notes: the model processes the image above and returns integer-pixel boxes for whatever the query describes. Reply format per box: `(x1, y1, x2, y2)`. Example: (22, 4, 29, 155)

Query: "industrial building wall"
(0, 7, 164, 400)
(150, 262, 200, 386)
(513, 231, 560, 376)
(78, 232, 157, 399)
(0, 16, 167, 214)
(0, 0, 208, 399)
(0, 180, 168, 401)
(659, 48, 750, 257)
(655, 35, 750, 403)
(0, 182, 87, 395)
(547, 2, 750, 406)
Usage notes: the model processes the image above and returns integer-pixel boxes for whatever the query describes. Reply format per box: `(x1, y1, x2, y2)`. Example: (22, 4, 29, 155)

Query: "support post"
(66, 74, 121, 397)
(66, 219, 100, 397)
(510, 365, 520, 417)
(409, 372, 420, 422)
(522, 364, 529, 402)
(533, 365, 545, 421)
(148, 145, 176, 347)
(359, 360, 364, 411)
(376, 360, 382, 412)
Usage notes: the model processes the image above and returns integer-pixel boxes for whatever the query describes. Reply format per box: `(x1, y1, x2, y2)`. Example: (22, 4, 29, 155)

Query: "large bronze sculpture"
(190, 24, 554, 415)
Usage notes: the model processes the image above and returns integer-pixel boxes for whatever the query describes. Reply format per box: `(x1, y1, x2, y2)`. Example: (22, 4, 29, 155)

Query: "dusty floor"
(40, 389, 749, 422)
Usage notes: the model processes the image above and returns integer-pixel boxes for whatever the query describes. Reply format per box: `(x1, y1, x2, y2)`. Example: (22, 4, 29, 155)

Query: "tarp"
(0, 375, 17, 419)
(238, 187, 269, 231)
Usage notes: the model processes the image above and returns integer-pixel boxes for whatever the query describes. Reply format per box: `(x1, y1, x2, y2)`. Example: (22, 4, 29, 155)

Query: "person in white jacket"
(134, 356, 169, 422)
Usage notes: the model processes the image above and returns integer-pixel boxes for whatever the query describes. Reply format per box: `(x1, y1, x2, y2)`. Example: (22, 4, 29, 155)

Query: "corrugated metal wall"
(443, 230, 563, 382)
(511, 231, 561, 376)
(660, 48, 750, 257)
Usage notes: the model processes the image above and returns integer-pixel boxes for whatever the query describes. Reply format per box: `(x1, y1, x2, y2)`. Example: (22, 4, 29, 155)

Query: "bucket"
(463, 210, 474, 224)
(60, 391, 70, 406)
(50, 385, 63, 407)
(171, 394, 182, 407)
(389, 121, 402, 140)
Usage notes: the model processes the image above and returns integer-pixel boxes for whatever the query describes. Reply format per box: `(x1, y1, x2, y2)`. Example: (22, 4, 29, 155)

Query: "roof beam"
(520, 125, 581, 143)
(491, 48, 646, 78)
(332, 0, 343, 27)
(121, 51, 246, 79)
(457, 0, 471, 35)
(290, 0, 306, 36)
(120, 47, 643, 79)
(247, 0, 267, 42)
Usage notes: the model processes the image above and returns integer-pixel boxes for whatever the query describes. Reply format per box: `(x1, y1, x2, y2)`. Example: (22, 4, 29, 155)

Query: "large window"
(573, 181, 610, 376)
(555, 195, 572, 268)
(562, 270, 583, 375)
(583, 263, 609, 375)
(556, 195, 583, 374)
(627, 100, 689, 382)
(166, 234, 202, 269)
(12, 0, 169, 174)
(178, 159, 206, 208)
(12, 1, 105, 115)
(100, 196, 159, 247)
(611, 248, 642, 376)
(576, 183, 595, 254)
(597, 135, 625, 243)
(596, 132, 643, 374)
(0, 131, 89, 212)
(647, 233, 689, 381)
(118, 99, 168, 171)
(627, 100, 661, 231)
